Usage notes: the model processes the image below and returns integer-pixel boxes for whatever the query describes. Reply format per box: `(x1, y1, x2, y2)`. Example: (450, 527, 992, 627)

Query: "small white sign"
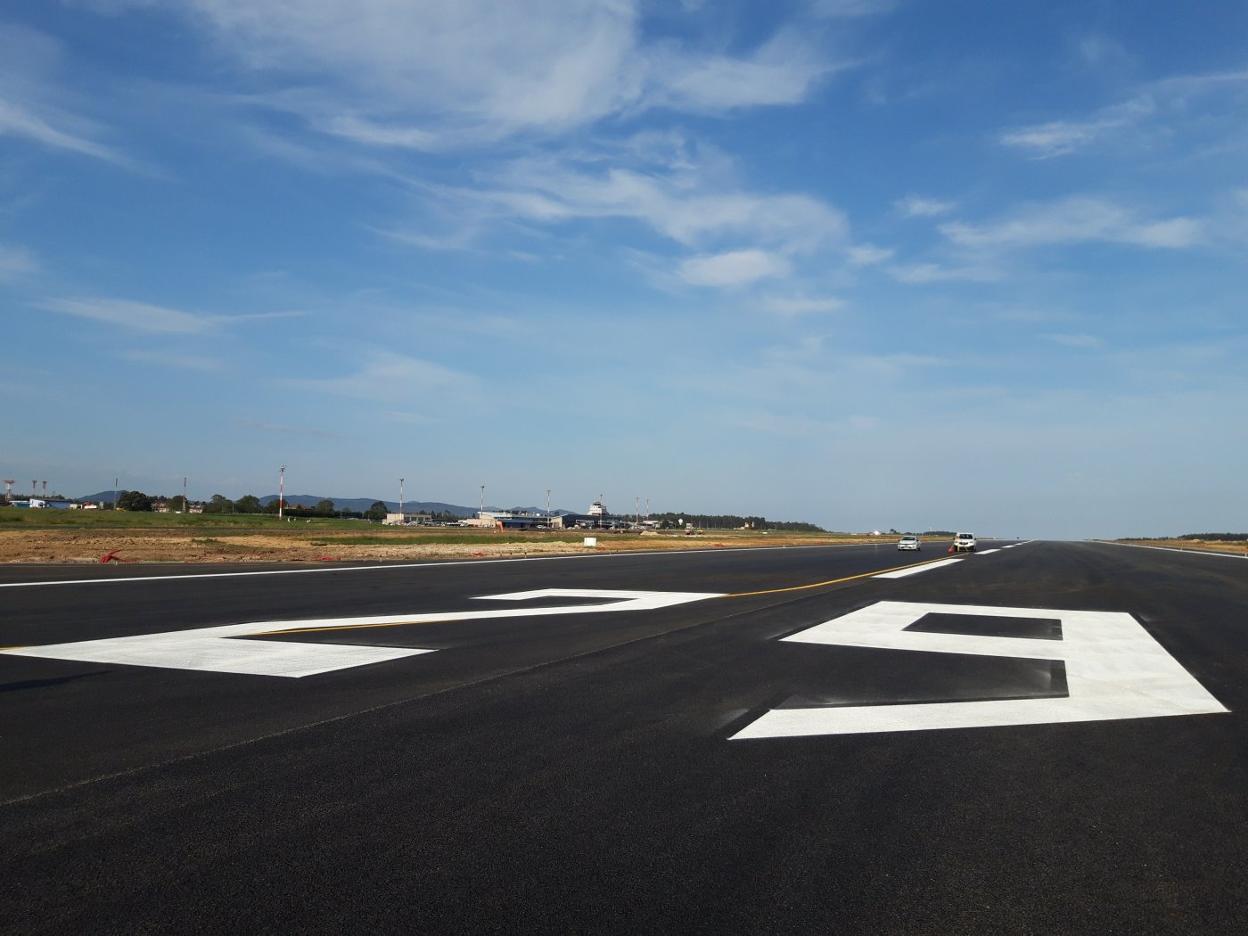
(733, 600, 1227, 739)
(583, 536, 598, 547)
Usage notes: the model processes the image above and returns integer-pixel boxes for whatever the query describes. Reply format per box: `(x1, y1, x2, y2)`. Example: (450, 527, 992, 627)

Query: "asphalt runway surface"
(1, 540, 1245, 933)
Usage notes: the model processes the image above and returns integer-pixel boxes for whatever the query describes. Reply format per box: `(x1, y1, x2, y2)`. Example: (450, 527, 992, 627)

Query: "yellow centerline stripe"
(724, 553, 956, 598)
(268, 556, 958, 638)
(0, 554, 956, 647)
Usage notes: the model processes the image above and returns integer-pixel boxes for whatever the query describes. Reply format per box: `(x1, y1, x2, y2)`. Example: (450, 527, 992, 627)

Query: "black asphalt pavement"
(1, 541, 1245, 933)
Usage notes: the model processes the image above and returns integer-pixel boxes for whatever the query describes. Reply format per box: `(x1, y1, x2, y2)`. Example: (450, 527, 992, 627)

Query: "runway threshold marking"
(732, 600, 1228, 739)
(0, 589, 721, 677)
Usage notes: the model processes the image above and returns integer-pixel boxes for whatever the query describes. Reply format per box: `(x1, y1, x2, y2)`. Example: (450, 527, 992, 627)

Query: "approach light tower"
(278, 465, 286, 520)
(2, 480, 13, 504)
(399, 477, 405, 521)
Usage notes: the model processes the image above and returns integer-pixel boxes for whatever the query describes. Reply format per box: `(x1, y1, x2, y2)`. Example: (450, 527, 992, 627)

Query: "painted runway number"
(0, 588, 722, 678)
(732, 600, 1227, 739)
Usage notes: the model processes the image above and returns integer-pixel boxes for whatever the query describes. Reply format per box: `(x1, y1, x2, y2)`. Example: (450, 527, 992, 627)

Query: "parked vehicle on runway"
(897, 534, 921, 551)
(953, 532, 976, 552)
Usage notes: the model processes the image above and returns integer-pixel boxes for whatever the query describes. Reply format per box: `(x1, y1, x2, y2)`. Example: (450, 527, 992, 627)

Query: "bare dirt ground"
(0, 529, 891, 565)
(1118, 538, 1248, 557)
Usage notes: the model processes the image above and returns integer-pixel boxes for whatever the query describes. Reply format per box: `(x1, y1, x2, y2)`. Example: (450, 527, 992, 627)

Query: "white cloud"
(288, 351, 474, 401)
(39, 297, 304, 333)
(402, 155, 850, 275)
(0, 23, 137, 168)
(761, 295, 845, 316)
(120, 349, 227, 371)
(41, 297, 215, 334)
(646, 28, 843, 113)
(999, 68, 1248, 158)
(811, 0, 899, 17)
(186, 0, 848, 146)
(0, 96, 127, 163)
(940, 197, 1203, 250)
(1044, 333, 1103, 349)
(999, 114, 1130, 159)
(319, 114, 441, 150)
(895, 195, 956, 217)
(847, 243, 893, 265)
(886, 262, 1000, 284)
(679, 249, 791, 287)
(0, 244, 38, 281)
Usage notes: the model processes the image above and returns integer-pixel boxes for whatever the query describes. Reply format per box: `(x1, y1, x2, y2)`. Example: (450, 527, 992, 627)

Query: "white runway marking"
(732, 600, 1227, 739)
(1, 589, 722, 678)
(977, 548, 1002, 554)
(1098, 541, 1248, 561)
(874, 557, 963, 578)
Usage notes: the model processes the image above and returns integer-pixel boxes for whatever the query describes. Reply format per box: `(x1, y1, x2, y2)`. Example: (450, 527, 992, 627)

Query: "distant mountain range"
(79, 490, 566, 517)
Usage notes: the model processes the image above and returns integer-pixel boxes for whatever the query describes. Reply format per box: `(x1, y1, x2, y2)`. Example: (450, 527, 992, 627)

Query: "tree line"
(113, 491, 393, 520)
(112, 491, 465, 524)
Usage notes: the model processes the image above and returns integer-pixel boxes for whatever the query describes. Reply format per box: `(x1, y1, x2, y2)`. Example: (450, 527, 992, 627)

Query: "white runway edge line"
(732, 600, 1228, 739)
(976, 549, 1002, 554)
(0, 543, 865, 590)
(0, 589, 721, 677)
(1096, 540, 1248, 561)
(873, 557, 963, 579)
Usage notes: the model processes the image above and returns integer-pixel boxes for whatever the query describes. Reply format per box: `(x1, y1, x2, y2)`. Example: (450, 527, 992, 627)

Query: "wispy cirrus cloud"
(0, 23, 135, 167)
(475, 156, 849, 251)
(1043, 332, 1104, 349)
(847, 243, 893, 265)
(811, 0, 899, 17)
(285, 350, 474, 402)
(760, 294, 846, 316)
(0, 96, 129, 165)
(187, 0, 852, 149)
(0, 244, 39, 281)
(885, 261, 1001, 284)
(999, 67, 1248, 158)
(120, 348, 227, 371)
(895, 195, 956, 217)
(999, 97, 1154, 159)
(39, 297, 305, 333)
(940, 197, 1203, 250)
(384, 145, 851, 288)
(678, 249, 791, 287)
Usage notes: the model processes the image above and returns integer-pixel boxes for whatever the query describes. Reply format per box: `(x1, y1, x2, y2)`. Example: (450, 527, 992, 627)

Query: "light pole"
(546, 488, 551, 520)
(480, 484, 485, 517)
(183, 476, 188, 513)
(113, 476, 119, 510)
(399, 477, 405, 524)
(278, 465, 286, 520)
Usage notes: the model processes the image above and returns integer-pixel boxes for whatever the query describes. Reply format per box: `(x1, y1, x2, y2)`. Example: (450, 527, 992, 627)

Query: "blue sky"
(2, 0, 1245, 537)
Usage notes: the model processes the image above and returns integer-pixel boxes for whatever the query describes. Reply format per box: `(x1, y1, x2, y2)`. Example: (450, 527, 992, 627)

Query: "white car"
(953, 532, 976, 552)
(897, 535, 921, 551)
